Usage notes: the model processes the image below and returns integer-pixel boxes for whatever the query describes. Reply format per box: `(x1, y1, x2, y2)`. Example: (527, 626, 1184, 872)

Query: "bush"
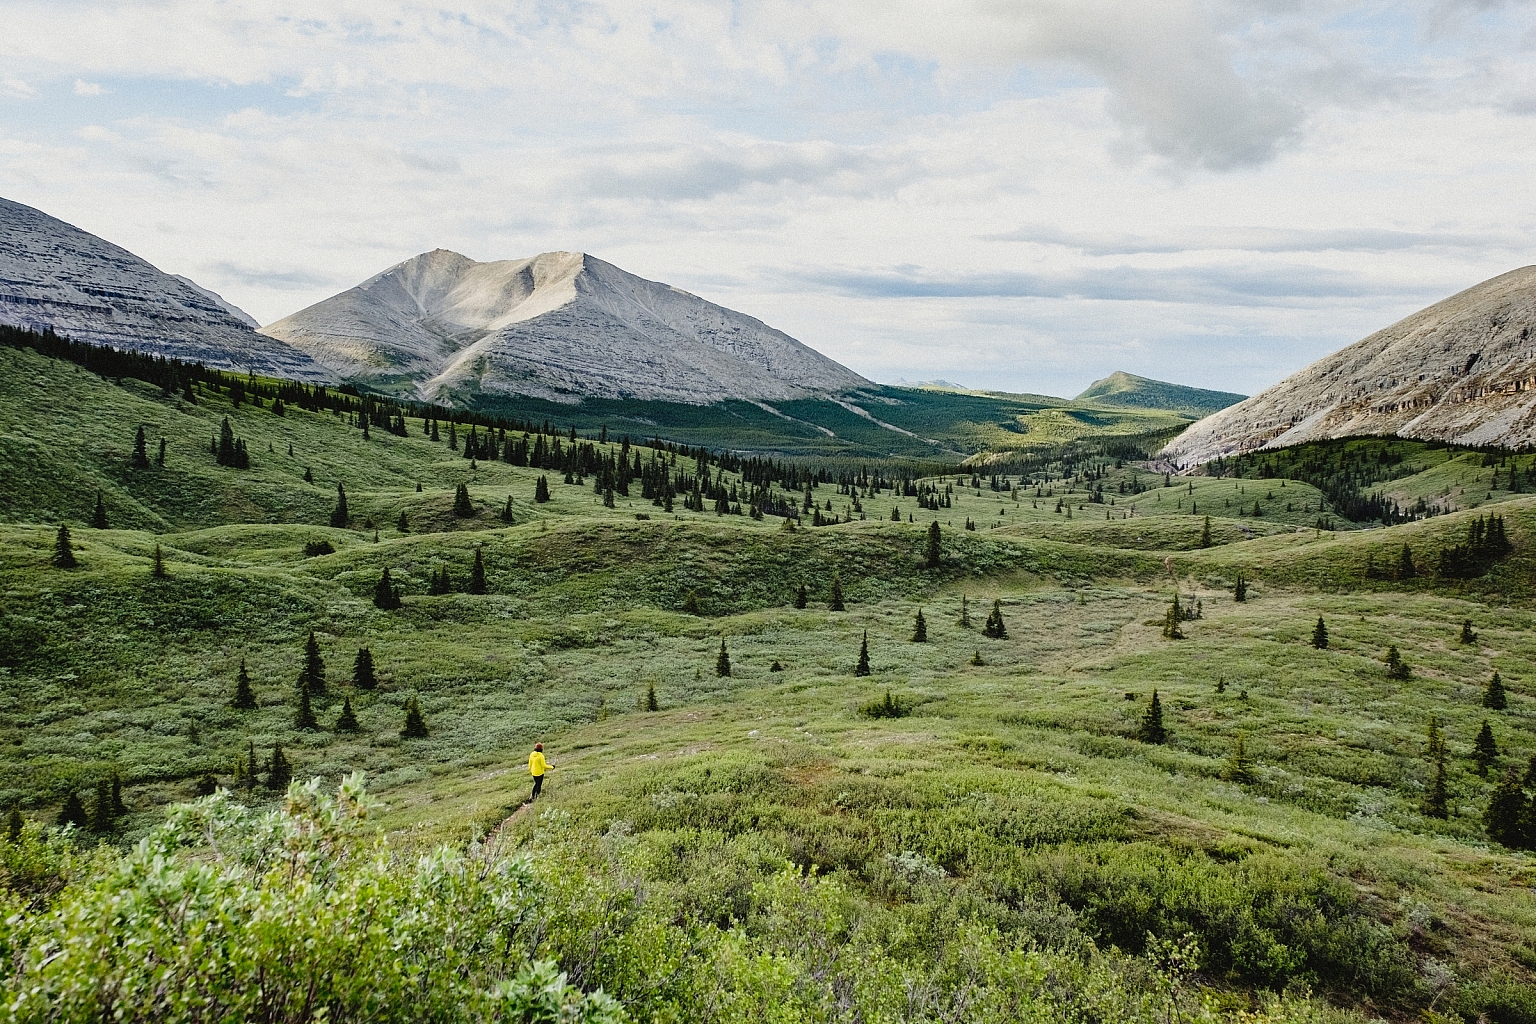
(303, 539, 335, 557)
(860, 691, 910, 718)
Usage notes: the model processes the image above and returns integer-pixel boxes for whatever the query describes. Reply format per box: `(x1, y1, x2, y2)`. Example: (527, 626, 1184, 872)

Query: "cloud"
(73, 79, 103, 96)
(207, 261, 340, 292)
(981, 224, 1512, 257)
(2, 77, 34, 98)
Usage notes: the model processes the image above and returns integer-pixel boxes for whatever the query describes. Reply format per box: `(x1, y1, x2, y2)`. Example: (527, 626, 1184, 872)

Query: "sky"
(3, 1, 1535, 398)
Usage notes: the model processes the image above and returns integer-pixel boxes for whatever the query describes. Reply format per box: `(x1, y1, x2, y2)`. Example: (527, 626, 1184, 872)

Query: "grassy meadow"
(3, 340, 1536, 1022)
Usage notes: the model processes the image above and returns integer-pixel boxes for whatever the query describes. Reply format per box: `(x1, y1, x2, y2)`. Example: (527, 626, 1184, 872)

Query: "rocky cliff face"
(1160, 267, 1536, 469)
(0, 197, 330, 380)
(260, 249, 870, 404)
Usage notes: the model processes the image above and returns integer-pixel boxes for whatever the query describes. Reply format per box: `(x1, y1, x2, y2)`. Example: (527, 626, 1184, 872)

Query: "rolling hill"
(1075, 370, 1245, 417)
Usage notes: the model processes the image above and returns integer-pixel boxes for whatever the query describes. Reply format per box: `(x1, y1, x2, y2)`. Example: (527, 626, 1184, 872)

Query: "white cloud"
(73, 79, 103, 95)
(1, 77, 34, 98)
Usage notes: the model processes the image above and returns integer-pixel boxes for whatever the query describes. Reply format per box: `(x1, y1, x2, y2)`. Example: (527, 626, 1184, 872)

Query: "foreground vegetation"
(3, 339, 1536, 1022)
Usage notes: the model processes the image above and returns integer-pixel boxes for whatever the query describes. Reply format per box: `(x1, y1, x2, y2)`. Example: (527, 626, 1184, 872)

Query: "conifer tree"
(1484, 671, 1508, 710)
(970, 649, 984, 666)
(535, 475, 551, 503)
(453, 483, 474, 517)
(1484, 769, 1529, 847)
(1399, 544, 1416, 579)
(793, 583, 808, 609)
(855, 631, 872, 676)
(150, 543, 168, 579)
(682, 590, 700, 614)
(1223, 733, 1254, 782)
(57, 791, 87, 828)
(294, 682, 318, 730)
(299, 630, 326, 696)
(353, 647, 377, 690)
(983, 599, 1009, 639)
(960, 595, 971, 628)
(329, 482, 349, 528)
(92, 492, 108, 529)
(397, 510, 409, 533)
(303, 466, 314, 484)
(1461, 619, 1479, 644)
(1135, 689, 1168, 744)
(925, 520, 941, 568)
(1161, 596, 1184, 640)
(373, 568, 402, 610)
(267, 745, 292, 790)
(402, 695, 429, 738)
(1474, 719, 1499, 776)
(232, 658, 257, 709)
(716, 638, 732, 677)
(1385, 645, 1410, 680)
(1199, 516, 1212, 548)
(912, 609, 927, 642)
(7, 804, 22, 843)
(829, 573, 845, 612)
(52, 523, 77, 568)
(1311, 617, 1328, 649)
(468, 546, 488, 594)
(1233, 573, 1247, 602)
(91, 778, 115, 833)
(111, 772, 124, 815)
(156, 438, 166, 467)
(1423, 718, 1449, 819)
(336, 695, 359, 732)
(131, 425, 150, 469)
(646, 681, 659, 712)
(500, 496, 514, 523)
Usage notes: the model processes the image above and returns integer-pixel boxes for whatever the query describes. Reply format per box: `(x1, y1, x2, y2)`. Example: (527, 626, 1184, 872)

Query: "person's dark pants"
(530, 774, 544, 800)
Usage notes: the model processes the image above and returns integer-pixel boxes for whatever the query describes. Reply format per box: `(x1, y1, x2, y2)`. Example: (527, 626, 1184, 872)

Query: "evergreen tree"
(336, 695, 359, 732)
(232, 658, 257, 709)
(960, 595, 971, 628)
(982, 599, 1008, 639)
(1198, 516, 1211, 548)
(1135, 689, 1168, 744)
(57, 791, 88, 828)
(453, 483, 474, 517)
(970, 649, 984, 666)
(156, 438, 166, 467)
(1423, 718, 1449, 819)
(925, 520, 941, 568)
(267, 745, 292, 790)
(216, 417, 239, 467)
(716, 638, 732, 678)
(299, 630, 326, 696)
(1461, 619, 1479, 644)
(111, 772, 124, 815)
(428, 566, 452, 596)
(1474, 719, 1499, 776)
(52, 523, 77, 568)
(397, 510, 410, 533)
(855, 631, 871, 677)
(890, 505, 900, 522)
(373, 568, 402, 610)
(1484, 769, 1529, 848)
(646, 681, 660, 712)
(793, 583, 808, 609)
(7, 804, 22, 843)
(353, 647, 377, 690)
(828, 573, 845, 612)
(244, 742, 259, 791)
(1223, 733, 1254, 782)
(1233, 573, 1247, 602)
(500, 496, 514, 523)
(131, 425, 150, 469)
(682, 590, 700, 614)
(329, 482, 349, 528)
(91, 491, 108, 529)
(1161, 596, 1184, 640)
(535, 475, 551, 503)
(1399, 544, 1416, 579)
(402, 695, 429, 738)
(294, 682, 318, 730)
(150, 543, 168, 579)
(1484, 671, 1508, 711)
(1311, 616, 1328, 649)
(468, 546, 488, 594)
(912, 609, 927, 643)
(91, 778, 115, 833)
(1385, 645, 1410, 681)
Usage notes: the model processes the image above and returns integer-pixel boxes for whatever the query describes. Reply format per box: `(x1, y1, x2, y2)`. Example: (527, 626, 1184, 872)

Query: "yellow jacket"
(528, 751, 547, 777)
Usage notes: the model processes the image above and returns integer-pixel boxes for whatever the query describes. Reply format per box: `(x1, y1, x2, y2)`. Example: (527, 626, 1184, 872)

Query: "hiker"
(528, 742, 549, 801)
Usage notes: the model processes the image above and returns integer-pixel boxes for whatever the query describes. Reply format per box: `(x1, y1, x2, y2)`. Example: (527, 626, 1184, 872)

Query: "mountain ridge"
(1074, 371, 1246, 416)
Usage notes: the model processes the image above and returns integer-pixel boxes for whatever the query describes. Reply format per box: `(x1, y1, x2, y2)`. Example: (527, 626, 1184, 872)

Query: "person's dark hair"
(534, 743, 543, 751)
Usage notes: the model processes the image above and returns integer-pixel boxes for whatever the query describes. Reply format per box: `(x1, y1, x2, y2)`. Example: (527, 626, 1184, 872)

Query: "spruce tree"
(646, 681, 659, 712)
(1484, 769, 1529, 847)
(716, 638, 732, 677)
(1460, 619, 1478, 644)
(329, 482, 349, 528)
(402, 695, 429, 738)
(829, 573, 845, 612)
(500, 496, 514, 523)
(453, 483, 474, 517)
(91, 492, 108, 529)
(91, 778, 115, 833)
(1233, 573, 1247, 602)
(913, 609, 927, 642)
(1398, 544, 1416, 579)
(373, 568, 402, 610)
(468, 546, 488, 594)
(794, 583, 808, 609)
(57, 791, 88, 828)
(336, 695, 359, 732)
(682, 590, 700, 614)
(7, 804, 21, 843)
(1311, 616, 1328, 649)
(925, 520, 941, 568)
(156, 438, 166, 467)
(534, 476, 551, 503)
(1223, 733, 1254, 782)
(855, 631, 871, 676)
(244, 742, 259, 791)
(1423, 720, 1449, 820)
(1474, 719, 1499, 776)
(267, 745, 292, 790)
(232, 658, 257, 709)
(1199, 516, 1211, 548)
(52, 523, 77, 568)
(294, 682, 318, 729)
(982, 600, 1008, 639)
(150, 543, 168, 579)
(131, 425, 150, 469)
(1161, 596, 1184, 640)
(970, 649, 984, 666)
(299, 630, 326, 696)
(1484, 671, 1508, 711)
(353, 647, 377, 690)
(1385, 645, 1410, 680)
(397, 509, 409, 533)
(1135, 688, 1168, 744)
(960, 595, 971, 628)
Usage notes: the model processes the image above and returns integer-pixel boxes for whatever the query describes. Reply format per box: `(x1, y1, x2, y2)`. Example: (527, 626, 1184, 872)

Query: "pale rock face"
(1161, 267, 1536, 469)
(0, 196, 330, 380)
(261, 249, 871, 404)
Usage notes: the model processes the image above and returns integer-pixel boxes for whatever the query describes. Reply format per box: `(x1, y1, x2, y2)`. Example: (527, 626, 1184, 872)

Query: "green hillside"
(1076, 370, 1247, 417)
(4, 337, 1536, 1023)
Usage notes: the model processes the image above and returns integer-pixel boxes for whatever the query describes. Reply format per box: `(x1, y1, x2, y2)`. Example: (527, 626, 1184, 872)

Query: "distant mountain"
(261, 250, 870, 405)
(0, 197, 330, 380)
(1075, 371, 1246, 416)
(1161, 267, 1536, 469)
